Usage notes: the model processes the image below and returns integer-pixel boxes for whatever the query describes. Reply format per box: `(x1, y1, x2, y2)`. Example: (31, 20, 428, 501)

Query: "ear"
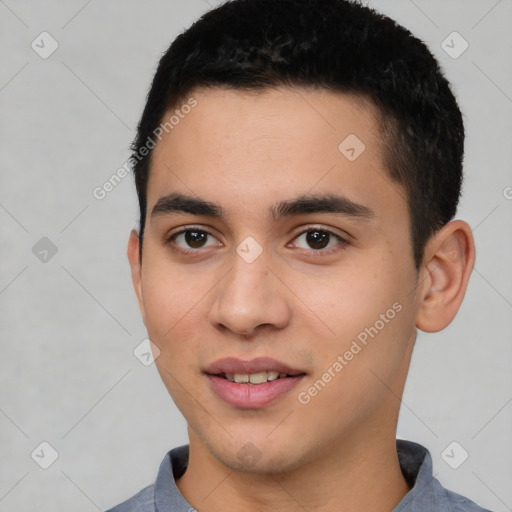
(127, 229, 146, 323)
(415, 220, 475, 332)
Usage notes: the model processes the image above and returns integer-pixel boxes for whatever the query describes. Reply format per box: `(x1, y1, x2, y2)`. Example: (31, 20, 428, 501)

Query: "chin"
(204, 435, 307, 475)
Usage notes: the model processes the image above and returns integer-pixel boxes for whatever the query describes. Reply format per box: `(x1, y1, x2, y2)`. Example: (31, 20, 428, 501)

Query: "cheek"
(146, 276, 205, 413)
(141, 257, 204, 338)
(295, 264, 398, 338)
(140, 257, 212, 372)
(297, 255, 415, 379)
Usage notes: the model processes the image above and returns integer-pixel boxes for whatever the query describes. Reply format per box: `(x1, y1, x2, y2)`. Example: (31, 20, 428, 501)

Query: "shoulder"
(439, 485, 493, 512)
(104, 484, 155, 512)
(395, 440, 494, 512)
(104, 446, 189, 512)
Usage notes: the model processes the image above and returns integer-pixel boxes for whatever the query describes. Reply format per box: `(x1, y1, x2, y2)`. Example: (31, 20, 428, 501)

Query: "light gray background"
(0, 1, 511, 510)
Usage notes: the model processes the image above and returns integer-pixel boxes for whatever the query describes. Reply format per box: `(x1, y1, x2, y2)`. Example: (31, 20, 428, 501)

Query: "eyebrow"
(152, 193, 224, 218)
(271, 193, 374, 220)
(151, 192, 374, 221)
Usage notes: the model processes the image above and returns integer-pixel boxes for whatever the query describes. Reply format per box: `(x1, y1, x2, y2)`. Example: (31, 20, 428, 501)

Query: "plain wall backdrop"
(0, 0, 511, 510)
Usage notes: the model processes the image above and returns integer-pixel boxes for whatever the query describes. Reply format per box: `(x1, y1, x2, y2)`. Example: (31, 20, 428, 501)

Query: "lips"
(204, 357, 307, 408)
(204, 356, 306, 376)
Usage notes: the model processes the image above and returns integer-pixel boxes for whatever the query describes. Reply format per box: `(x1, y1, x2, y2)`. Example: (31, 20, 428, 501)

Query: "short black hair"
(131, 0, 464, 269)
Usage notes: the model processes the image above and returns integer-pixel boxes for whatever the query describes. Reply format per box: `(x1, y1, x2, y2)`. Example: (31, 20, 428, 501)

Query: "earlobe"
(127, 229, 146, 322)
(415, 220, 475, 332)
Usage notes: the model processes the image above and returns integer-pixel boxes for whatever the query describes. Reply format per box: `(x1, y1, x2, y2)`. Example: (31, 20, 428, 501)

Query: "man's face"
(130, 87, 422, 473)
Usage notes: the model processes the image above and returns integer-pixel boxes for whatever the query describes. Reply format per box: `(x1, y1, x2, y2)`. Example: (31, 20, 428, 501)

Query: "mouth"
(204, 357, 308, 408)
(209, 371, 305, 384)
(208, 371, 306, 384)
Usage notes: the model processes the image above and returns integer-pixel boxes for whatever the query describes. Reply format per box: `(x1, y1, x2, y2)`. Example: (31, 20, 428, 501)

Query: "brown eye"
(291, 228, 345, 251)
(185, 230, 208, 248)
(306, 230, 330, 249)
(170, 229, 221, 250)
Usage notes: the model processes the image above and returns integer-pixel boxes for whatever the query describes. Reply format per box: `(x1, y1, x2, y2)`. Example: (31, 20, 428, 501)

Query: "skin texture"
(127, 87, 475, 512)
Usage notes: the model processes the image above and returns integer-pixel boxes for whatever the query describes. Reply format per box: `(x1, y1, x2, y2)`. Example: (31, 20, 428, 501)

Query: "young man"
(108, 0, 491, 510)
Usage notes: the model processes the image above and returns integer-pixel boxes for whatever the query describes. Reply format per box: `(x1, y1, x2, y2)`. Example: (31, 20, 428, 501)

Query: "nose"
(208, 251, 292, 338)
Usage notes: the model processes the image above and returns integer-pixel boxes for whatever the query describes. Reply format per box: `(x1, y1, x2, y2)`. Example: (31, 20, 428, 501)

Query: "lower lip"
(207, 374, 306, 409)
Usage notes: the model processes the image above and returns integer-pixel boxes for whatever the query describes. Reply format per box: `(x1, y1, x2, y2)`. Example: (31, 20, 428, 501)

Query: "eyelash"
(166, 225, 350, 255)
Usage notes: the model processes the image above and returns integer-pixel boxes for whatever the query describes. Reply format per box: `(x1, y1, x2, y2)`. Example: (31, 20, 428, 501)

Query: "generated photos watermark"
(298, 301, 403, 405)
(92, 97, 198, 200)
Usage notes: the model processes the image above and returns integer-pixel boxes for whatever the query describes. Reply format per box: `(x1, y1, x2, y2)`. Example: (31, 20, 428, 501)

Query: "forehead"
(148, 86, 404, 224)
(153, 86, 380, 165)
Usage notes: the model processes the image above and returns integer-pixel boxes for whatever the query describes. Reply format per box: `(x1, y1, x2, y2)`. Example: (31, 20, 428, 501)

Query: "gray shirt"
(105, 440, 492, 512)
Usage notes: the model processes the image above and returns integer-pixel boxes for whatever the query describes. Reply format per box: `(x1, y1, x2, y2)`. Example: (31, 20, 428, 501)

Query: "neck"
(176, 425, 410, 512)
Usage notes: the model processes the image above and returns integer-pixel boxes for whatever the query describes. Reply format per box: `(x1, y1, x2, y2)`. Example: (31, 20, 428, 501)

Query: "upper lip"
(204, 357, 307, 376)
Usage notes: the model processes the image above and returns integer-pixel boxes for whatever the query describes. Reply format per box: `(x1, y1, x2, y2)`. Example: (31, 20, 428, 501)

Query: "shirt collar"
(154, 445, 190, 512)
(393, 439, 437, 512)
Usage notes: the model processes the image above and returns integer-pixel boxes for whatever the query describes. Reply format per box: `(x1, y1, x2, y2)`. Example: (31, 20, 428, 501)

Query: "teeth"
(249, 372, 267, 384)
(225, 371, 285, 384)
